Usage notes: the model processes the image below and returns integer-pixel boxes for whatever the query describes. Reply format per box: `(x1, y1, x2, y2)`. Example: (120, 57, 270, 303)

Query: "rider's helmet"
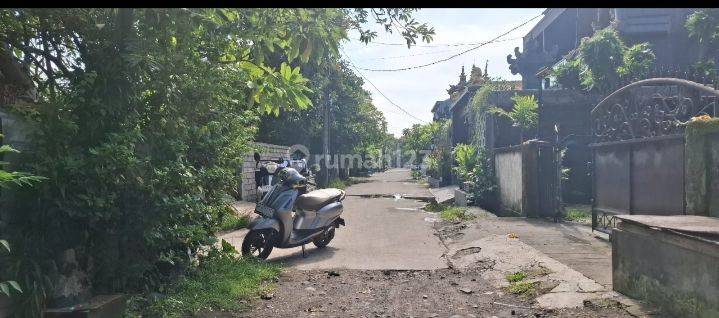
(277, 168, 307, 188)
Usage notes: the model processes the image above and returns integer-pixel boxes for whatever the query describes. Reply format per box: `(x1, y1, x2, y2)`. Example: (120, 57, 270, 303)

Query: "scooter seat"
(296, 188, 345, 211)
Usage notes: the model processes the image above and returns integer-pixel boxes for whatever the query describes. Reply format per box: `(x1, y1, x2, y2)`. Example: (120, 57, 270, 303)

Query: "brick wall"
(240, 142, 291, 202)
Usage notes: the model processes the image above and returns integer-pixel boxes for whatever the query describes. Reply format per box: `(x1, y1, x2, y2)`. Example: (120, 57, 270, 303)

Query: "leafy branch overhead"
(0, 8, 434, 315)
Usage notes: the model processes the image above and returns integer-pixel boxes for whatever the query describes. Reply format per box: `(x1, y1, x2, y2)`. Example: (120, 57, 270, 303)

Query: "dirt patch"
(241, 268, 635, 318)
(435, 222, 468, 240)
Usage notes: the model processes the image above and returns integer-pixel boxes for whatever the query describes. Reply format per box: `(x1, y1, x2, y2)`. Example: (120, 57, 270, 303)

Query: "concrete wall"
(686, 130, 719, 217)
(495, 146, 523, 214)
(494, 140, 558, 217)
(613, 221, 719, 317)
(239, 142, 290, 202)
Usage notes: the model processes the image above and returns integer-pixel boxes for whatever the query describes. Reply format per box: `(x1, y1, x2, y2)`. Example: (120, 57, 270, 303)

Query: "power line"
(361, 36, 523, 48)
(341, 48, 429, 124)
(358, 37, 523, 61)
(354, 13, 542, 72)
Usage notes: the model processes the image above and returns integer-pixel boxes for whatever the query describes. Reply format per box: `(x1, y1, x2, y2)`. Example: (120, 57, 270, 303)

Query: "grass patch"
(326, 177, 367, 190)
(440, 207, 476, 222)
(505, 272, 528, 283)
(125, 255, 281, 317)
(411, 170, 422, 179)
(507, 281, 539, 296)
(423, 202, 448, 212)
(219, 213, 249, 232)
(563, 204, 591, 222)
(424, 203, 476, 223)
(327, 178, 347, 189)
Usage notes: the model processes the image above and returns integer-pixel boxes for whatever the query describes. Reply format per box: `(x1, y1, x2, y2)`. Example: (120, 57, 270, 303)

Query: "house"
(508, 8, 701, 89)
(431, 100, 452, 122)
(446, 64, 491, 146)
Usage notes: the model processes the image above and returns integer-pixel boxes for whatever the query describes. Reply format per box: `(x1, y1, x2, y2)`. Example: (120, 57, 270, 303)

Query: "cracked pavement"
(229, 169, 655, 317)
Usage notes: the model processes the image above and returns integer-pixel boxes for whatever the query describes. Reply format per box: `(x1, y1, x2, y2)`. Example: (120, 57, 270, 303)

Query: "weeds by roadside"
(563, 204, 591, 223)
(423, 203, 476, 222)
(125, 249, 281, 317)
(423, 202, 447, 212)
(326, 177, 367, 190)
(507, 281, 540, 296)
(440, 207, 476, 223)
(504, 265, 553, 298)
(411, 170, 422, 180)
(219, 213, 250, 232)
(505, 272, 527, 283)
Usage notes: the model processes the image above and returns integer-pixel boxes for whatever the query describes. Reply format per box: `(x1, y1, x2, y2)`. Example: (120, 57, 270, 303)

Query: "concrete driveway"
(343, 168, 434, 200)
(221, 168, 446, 270)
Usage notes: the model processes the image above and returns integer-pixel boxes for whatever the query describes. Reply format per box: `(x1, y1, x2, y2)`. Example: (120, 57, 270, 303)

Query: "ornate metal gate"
(590, 78, 719, 233)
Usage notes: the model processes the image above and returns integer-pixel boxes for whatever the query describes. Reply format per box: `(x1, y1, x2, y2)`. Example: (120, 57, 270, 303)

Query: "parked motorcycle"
(242, 166, 346, 260)
(254, 152, 313, 202)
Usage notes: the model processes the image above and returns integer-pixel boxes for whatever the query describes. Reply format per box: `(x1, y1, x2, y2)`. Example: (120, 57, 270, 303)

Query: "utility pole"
(323, 96, 331, 187)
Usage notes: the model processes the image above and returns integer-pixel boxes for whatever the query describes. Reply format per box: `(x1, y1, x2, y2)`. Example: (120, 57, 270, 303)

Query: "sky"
(341, 8, 545, 137)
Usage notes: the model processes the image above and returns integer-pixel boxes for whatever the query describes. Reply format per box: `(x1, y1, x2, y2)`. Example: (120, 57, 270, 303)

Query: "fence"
(494, 140, 558, 217)
(590, 78, 719, 232)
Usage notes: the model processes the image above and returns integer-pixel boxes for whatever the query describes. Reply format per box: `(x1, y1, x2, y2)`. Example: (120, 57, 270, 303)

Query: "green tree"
(0, 8, 433, 313)
(578, 28, 626, 92)
(0, 135, 44, 300)
(686, 9, 719, 59)
(618, 43, 656, 82)
(685, 9, 719, 81)
(490, 94, 538, 142)
(451, 143, 496, 205)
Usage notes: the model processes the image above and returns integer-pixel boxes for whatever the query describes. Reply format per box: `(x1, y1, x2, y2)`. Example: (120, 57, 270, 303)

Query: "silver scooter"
(242, 167, 346, 260)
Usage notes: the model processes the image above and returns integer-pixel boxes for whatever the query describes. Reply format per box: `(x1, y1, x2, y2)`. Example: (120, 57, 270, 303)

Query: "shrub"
(490, 94, 538, 141)
(505, 272, 528, 283)
(452, 144, 496, 206)
(439, 207, 475, 222)
(553, 58, 583, 89)
(618, 43, 656, 82)
(579, 28, 625, 92)
(327, 178, 347, 189)
(125, 252, 281, 317)
(577, 28, 656, 92)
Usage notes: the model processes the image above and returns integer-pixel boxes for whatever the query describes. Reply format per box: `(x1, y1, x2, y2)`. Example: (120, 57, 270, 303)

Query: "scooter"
(242, 166, 346, 260)
(254, 153, 312, 202)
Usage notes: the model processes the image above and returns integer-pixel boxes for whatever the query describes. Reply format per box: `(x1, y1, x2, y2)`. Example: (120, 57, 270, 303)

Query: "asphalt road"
(221, 168, 446, 270)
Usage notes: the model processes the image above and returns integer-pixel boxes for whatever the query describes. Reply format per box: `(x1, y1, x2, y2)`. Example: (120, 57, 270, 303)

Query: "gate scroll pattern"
(590, 78, 719, 233)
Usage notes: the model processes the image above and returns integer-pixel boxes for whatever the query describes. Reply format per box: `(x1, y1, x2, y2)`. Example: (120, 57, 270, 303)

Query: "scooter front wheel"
(241, 229, 274, 260)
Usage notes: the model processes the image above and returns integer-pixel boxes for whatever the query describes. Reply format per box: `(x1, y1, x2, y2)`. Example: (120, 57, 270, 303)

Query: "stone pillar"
(684, 120, 719, 217)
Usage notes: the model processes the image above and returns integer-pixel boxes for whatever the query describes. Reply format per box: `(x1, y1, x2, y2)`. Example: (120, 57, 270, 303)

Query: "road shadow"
(269, 246, 340, 267)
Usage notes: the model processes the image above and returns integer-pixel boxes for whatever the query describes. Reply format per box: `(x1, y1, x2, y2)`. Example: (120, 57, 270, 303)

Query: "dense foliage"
(685, 9, 719, 59)
(685, 9, 719, 82)
(254, 60, 389, 176)
(553, 58, 583, 90)
(490, 94, 538, 142)
(554, 28, 656, 92)
(401, 121, 444, 166)
(452, 143, 496, 206)
(0, 8, 433, 314)
(125, 249, 281, 317)
(0, 135, 44, 300)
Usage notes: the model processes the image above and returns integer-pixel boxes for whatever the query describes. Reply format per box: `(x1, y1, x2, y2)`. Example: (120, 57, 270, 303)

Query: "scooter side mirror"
(253, 152, 261, 163)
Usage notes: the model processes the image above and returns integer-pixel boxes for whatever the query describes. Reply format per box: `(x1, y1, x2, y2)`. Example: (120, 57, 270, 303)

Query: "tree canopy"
(0, 8, 433, 314)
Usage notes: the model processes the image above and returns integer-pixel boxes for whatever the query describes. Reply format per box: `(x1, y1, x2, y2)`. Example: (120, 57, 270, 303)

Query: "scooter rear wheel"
(313, 227, 335, 248)
(241, 229, 274, 260)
